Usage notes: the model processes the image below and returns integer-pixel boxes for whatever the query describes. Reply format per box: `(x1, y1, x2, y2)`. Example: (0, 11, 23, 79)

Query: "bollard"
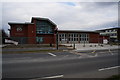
(73, 43, 75, 49)
(83, 45, 85, 47)
(90, 45, 92, 47)
(101, 44, 103, 47)
(50, 43, 52, 47)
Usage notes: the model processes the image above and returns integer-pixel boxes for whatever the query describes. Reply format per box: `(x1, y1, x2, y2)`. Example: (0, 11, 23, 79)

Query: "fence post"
(56, 32, 58, 50)
(83, 39, 85, 47)
(73, 43, 75, 49)
(98, 38, 100, 46)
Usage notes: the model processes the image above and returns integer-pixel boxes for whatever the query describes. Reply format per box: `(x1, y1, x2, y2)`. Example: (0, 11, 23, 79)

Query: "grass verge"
(105, 74, 120, 80)
(2, 49, 67, 54)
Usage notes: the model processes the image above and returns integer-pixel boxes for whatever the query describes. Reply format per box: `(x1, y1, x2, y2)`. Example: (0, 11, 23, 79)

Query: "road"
(2, 49, 119, 79)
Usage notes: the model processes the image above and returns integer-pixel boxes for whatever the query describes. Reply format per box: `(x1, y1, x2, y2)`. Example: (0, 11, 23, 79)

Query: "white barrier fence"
(5, 39, 18, 45)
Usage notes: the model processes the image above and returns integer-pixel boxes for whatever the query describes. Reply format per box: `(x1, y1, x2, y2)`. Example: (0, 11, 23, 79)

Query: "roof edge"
(58, 30, 99, 33)
(96, 27, 120, 31)
(31, 17, 57, 26)
(8, 22, 34, 25)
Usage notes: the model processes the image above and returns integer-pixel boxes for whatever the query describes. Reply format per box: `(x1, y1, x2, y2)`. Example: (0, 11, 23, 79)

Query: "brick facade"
(8, 17, 109, 44)
(8, 17, 57, 44)
(58, 30, 102, 44)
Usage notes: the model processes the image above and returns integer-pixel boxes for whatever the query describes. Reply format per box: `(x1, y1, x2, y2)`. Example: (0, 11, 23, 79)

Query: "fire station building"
(8, 17, 107, 44)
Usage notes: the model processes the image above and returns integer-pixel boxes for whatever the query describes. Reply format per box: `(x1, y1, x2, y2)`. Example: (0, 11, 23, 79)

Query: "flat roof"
(96, 27, 120, 31)
(8, 22, 34, 25)
(58, 30, 99, 33)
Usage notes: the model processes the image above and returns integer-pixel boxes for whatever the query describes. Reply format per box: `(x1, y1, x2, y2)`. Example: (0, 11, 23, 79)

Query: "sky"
(1, 2, 118, 34)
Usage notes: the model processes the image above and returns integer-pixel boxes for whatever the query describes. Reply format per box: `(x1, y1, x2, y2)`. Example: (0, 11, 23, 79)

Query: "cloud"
(2, 2, 118, 33)
(94, 2, 117, 7)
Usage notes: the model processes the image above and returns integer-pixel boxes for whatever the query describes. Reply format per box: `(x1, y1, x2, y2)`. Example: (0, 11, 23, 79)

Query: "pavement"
(63, 43, 119, 51)
(2, 44, 119, 53)
(2, 45, 70, 52)
(71, 49, 119, 58)
(66, 43, 119, 58)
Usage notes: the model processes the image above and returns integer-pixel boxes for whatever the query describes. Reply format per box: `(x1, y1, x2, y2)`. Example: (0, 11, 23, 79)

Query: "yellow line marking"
(91, 50, 96, 53)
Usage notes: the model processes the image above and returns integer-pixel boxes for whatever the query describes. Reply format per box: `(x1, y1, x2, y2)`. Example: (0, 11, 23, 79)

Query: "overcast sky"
(2, 2, 118, 33)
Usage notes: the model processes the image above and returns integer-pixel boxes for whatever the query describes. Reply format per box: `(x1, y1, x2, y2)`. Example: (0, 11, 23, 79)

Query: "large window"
(80, 34, 89, 43)
(58, 33, 89, 43)
(68, 33, 78, 41)
(59, 33, 67, 42)
(36, 20, 53, 34)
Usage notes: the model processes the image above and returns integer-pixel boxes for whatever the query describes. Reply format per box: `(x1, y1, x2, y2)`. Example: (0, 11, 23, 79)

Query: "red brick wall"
(10, 24, 36, 44)
(89, 33, 99, 43)
(99, 35, 109, 43)
(32, 19, 36, 25)
(9, 18, 57, 44)
(27, 24, 36, 44)
(10, 24, 28, 37)
(36, 34, 56, 44)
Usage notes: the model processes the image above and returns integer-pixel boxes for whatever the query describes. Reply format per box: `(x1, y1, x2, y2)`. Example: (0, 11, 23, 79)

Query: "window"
(114, 33, 117, 36)
(109, 30, 111, 32)
(68, 33, 79, 41)
(80, 34, 89, 43)
(58, 33, 67, 42)
(105, 30, 108, 32)
(68, 34, 73, 41)
(74, 33, 78, 41)
(36, 37, 43, 43)
(113, 29, 116, 32)
(36, 20, 53, 34)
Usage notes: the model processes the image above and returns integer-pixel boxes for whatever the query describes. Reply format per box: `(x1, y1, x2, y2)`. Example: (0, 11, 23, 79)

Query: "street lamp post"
(56, 32, 58, 50)
(55, 28, 58, 50)
(83, 38, 85, 47)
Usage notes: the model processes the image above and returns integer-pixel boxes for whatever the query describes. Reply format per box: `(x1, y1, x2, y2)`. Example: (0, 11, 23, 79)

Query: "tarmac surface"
(2, 50, 119, 79)
(2, 44, 120, 79)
